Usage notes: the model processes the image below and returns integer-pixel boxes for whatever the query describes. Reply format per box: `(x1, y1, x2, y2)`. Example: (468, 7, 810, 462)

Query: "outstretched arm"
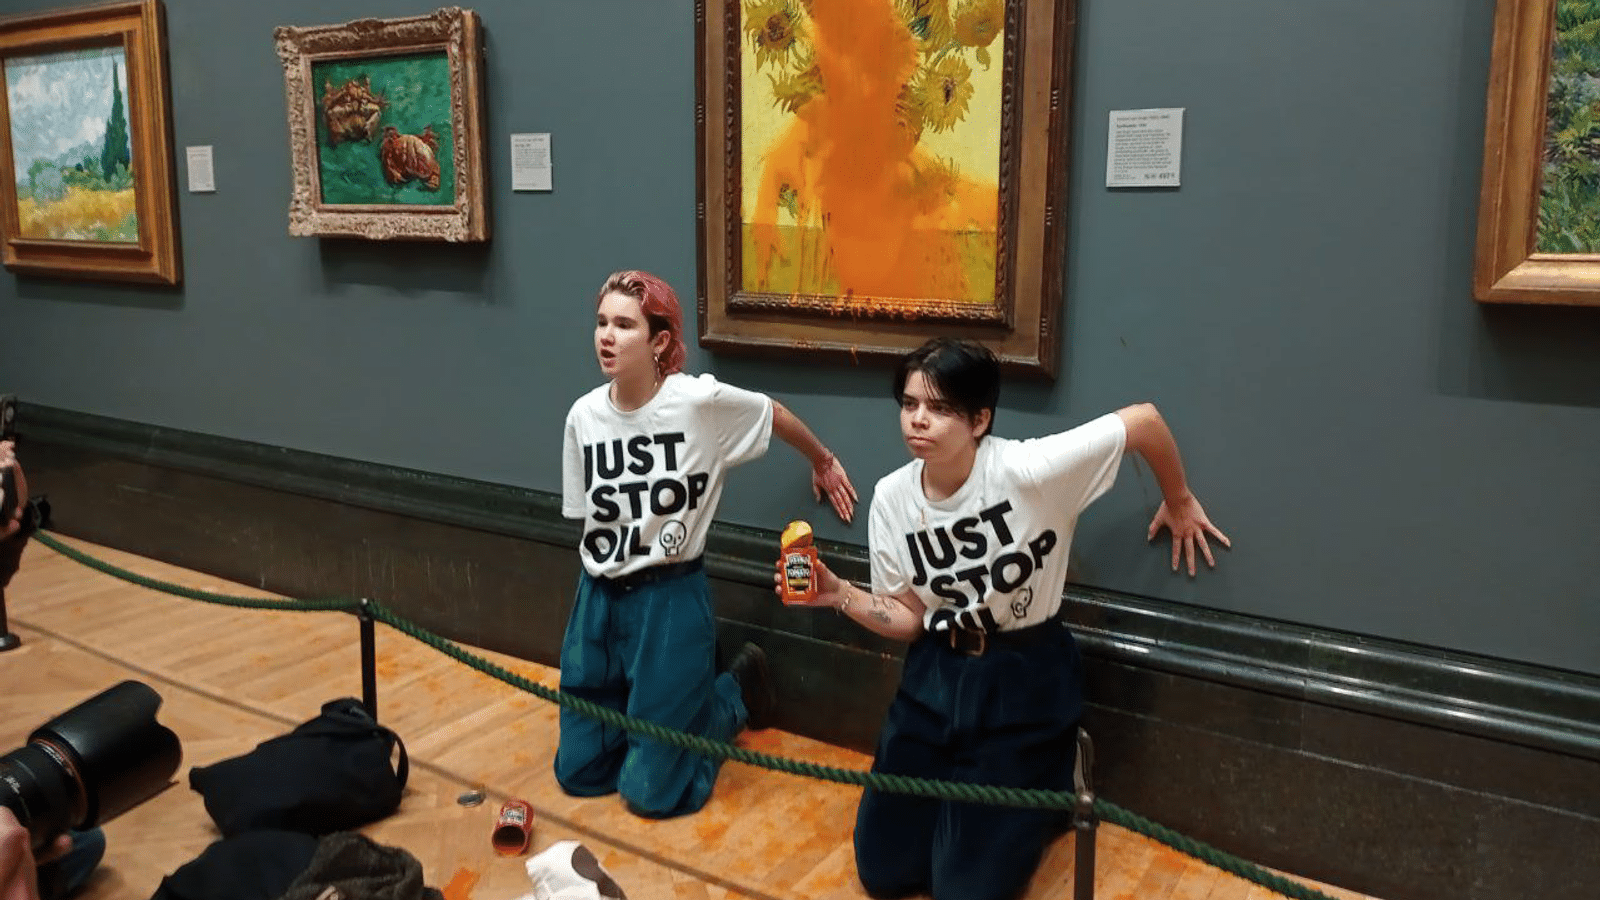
(772, 556, 925, 641)
(1115, 403, 1231, 576)
(771, 400, 857, 523)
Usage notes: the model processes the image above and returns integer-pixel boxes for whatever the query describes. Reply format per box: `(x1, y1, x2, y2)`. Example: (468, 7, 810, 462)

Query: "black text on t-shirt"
(904, 500, 1058, 607)
(582, 432, 710, 564)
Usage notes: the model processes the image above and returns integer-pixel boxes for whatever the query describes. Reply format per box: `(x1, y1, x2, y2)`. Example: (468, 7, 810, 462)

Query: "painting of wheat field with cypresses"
(6, 45, 138, 242)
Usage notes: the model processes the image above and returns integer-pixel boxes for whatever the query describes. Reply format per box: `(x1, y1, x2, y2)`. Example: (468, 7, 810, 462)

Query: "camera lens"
(0, 681, 180, 850)
(0, 739, 85, 848)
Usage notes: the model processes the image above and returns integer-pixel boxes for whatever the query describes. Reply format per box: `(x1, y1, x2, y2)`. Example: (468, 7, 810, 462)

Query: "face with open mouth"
(594, 290, 663, 383)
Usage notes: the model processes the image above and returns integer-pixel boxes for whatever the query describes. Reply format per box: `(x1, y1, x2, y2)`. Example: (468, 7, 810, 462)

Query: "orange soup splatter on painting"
(740, 0, 1004, 308)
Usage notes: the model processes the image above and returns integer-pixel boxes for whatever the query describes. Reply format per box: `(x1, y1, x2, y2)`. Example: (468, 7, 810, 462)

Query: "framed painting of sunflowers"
(1475, 0, 1600, 305)
(0, 0, 181, 284)
(275, 7, 488, 242)
(695, 0, 1077, 376)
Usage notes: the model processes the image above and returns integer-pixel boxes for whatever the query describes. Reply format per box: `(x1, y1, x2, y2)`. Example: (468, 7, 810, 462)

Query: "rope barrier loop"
(29, 529, 1343, 900)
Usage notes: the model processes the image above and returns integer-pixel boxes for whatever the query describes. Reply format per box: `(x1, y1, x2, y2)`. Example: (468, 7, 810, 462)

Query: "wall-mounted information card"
(511, 133, 552, 191)
(1105, 108, 1183, 188)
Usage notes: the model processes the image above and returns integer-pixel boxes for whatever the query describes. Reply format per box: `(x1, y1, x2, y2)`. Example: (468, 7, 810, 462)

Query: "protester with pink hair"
(555, 269, 855, 818)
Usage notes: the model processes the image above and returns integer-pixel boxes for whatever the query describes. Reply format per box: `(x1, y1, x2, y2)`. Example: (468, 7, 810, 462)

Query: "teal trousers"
(553, 565, 747, 818)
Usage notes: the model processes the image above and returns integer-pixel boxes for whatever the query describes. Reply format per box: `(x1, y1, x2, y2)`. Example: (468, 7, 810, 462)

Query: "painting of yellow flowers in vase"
(701, 0, 1074, 374)
(740, 0, 1005, 310)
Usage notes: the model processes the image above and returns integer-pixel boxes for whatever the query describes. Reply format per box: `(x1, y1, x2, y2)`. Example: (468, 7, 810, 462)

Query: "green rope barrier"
(36, 531, 356, 613)
(30, 529, 1343, 900)
(369, 601, 1068, 810)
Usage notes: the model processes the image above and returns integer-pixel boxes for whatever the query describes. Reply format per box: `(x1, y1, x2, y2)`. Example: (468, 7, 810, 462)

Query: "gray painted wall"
(1, 0, 1595, 674)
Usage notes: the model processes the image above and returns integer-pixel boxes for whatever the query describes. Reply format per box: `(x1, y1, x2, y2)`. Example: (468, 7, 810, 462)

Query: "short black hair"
(892, 338, 1000, 438)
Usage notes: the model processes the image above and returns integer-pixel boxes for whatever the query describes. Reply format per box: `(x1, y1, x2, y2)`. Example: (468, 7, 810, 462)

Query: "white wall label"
(511, 133, 552, 191)
(1106, 108, 1184, 188)
(185, 145, 215, 193)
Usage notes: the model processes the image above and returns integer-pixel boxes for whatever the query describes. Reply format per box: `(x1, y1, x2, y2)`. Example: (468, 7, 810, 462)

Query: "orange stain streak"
(442, 867, 479, 900)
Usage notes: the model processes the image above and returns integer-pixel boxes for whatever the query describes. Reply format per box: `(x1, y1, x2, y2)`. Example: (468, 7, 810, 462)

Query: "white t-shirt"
(562, 372, 773, 578)
(869, 413, 1126, 632)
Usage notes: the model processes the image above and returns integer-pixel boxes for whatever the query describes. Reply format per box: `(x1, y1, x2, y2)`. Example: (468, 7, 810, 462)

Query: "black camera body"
(1, 462, 49, 537)
(0, 681, 182, 850)
(0, 461, 13, 525)
(2, 392, 18, 524)
(1, 463, 17, 528)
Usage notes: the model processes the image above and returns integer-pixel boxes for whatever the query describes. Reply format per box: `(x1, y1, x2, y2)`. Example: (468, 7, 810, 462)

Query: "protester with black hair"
(776, 337, 1230, 900)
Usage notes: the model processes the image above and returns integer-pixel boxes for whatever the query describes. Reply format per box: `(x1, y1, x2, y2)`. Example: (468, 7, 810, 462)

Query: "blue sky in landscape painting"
(6, 45, 129, 176)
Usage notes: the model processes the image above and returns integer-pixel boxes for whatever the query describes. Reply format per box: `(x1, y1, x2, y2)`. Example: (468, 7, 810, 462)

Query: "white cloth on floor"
(520, 840, 626, 900)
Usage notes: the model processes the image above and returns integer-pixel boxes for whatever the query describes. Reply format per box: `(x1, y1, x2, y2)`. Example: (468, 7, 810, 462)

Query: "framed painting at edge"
(0, 0, 181, 285)
(695, 0, 1077, 376)
(1475, 0, 1600, 305)
(275, 6, 488, 242)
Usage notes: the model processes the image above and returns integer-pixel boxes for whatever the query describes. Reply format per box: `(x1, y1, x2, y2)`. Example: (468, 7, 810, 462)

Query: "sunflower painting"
(739, 0, 1005, 308)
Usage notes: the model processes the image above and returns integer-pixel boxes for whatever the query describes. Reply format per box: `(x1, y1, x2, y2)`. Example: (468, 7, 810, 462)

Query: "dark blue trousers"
(553, 566, 747, 818)
(37, 827, 105, 900)
(854, 624, 1083, 900)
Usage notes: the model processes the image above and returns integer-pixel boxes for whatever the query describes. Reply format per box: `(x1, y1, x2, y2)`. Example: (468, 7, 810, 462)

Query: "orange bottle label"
(780, 547, 818, 604)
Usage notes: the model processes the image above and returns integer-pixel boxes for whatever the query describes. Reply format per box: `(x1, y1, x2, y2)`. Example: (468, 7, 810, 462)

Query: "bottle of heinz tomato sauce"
(779, 520, 817, 604)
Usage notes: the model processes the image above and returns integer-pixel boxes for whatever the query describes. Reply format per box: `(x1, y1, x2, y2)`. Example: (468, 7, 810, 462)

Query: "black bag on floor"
(188, 698, 409, 837)
(149, 830, 319, 900)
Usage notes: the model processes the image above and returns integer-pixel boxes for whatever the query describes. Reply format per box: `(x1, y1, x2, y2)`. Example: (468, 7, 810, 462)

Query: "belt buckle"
(950, 625, 986, 657)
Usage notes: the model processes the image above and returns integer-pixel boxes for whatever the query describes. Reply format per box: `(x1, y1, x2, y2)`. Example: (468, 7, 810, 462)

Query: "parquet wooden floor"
(0, 536, 1378, 900)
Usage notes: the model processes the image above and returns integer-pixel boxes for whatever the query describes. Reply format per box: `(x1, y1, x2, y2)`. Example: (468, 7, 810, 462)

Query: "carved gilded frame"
(695, 0, 1077, 376)
(274, 7, 488, 242)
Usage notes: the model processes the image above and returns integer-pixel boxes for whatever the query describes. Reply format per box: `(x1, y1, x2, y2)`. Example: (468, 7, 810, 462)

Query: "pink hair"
(597, 270, 686, 375)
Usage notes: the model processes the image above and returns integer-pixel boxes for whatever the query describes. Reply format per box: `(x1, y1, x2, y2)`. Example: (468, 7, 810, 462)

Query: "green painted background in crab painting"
(312, 52, 455, 205)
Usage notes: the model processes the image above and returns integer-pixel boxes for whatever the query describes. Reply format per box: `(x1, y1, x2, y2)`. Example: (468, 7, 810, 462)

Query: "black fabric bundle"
(188, 698, 409, 838)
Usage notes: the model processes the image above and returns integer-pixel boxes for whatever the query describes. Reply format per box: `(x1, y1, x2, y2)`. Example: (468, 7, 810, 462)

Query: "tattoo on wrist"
(868, 592, 893, 624)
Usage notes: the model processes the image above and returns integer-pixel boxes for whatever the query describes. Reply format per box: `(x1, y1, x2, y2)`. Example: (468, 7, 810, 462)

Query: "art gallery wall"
(0, 0, 1596, 675)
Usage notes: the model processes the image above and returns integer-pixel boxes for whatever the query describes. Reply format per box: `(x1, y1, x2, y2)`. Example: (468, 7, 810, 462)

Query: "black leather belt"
(942, 619, 1063, 657)
(595, 557, 704, 593)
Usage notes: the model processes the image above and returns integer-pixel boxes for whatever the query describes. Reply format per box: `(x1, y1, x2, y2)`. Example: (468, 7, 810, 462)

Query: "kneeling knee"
(855, 850, 926, 899)
(931, 867, 1030, 900)
(858, 873, 925, 900)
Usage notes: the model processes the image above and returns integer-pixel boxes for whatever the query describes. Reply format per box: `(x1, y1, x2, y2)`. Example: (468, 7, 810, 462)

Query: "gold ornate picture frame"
(696, 0, 1076, 376)
(1475, 0, 1600, 305)
(0, 0, 181, 284)
(275, 7, 488, 242)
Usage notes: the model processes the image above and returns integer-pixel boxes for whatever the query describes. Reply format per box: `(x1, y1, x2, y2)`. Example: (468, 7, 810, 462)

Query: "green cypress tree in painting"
(100, 63, 130, 182)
